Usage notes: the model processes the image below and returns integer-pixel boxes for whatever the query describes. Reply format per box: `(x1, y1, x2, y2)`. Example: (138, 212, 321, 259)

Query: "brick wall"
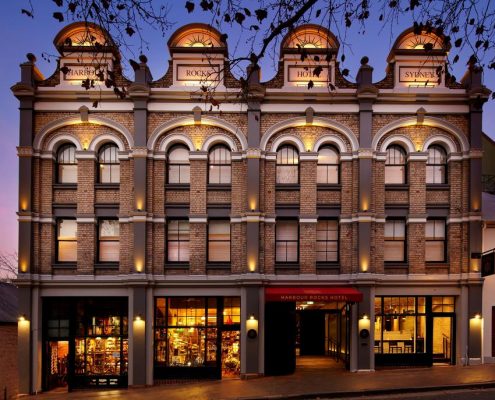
(0, 325, 18, 400)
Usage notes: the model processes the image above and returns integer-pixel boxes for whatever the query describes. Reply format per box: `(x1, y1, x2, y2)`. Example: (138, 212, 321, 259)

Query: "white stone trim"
(119, 217, 130, 223)
(202, 134, 238, 152)
(270, 135, 305, 153)
(299, 153, 318, 161)
(132, 215, 147, 223)
(76, 217, 96, 224)
(407, 218, 427, 224)
(357, 149, 373, 159)
(158, 133, 195, 153)
(147, 116, 248, 151)
(313, 135, 348, 154)
(189, 217, 208, 223)
(299, 218, 318, 223)
(75, 151, 96, 160)
(372, 116, 469, 153)
(380, 135, 416, 154)
(38, 217, 56, 224)
(407, 152, 428, 162)
(132, 148, 148, 158)
(422, 134, 458, 154)
(39, 151, 56, 160)
(45, 134, 82, 152)
(264, 217, 276, 223)
(265, 153, 277, 161)
(188, 152, 208, 160)
(34, 115, 134, 151)
(447, 153, 463, 162)
(260, 116, 359, 152)
(231, 153, 243, 161)
(88, 134, 126, 152)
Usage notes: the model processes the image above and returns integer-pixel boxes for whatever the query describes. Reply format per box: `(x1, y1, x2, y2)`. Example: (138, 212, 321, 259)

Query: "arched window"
(385, 145, 406, 184)
(168, 145, 190, 184)
(98, 144, 120, 183)
(57, 144, 77, 184)
(317, 145, 339, 184)
(426, 145, 447, 184)
(276, 145, 299, 184)
(208, 145, 231, 184)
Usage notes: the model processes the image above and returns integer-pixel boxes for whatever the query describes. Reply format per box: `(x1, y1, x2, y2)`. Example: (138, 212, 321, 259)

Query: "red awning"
(265, 287, 363, 303)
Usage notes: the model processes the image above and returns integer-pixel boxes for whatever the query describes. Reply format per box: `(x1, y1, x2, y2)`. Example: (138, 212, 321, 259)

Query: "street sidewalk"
(28, 361, 495, 400)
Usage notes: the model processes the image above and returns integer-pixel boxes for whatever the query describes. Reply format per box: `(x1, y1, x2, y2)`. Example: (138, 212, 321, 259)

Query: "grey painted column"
(356, 58, 377, 276)
(241, 285, 262, 377)
(468, 282, 483, 362)
(130, 286, 147, 386)
(17, 285, 32, 394)
(129, 59, 152, 273)
(356, 285, 373, 370)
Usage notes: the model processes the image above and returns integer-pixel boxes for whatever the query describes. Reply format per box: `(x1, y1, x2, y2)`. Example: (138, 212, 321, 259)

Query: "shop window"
(276, 145, 299, 184)
(374, 296, 426, 355)
(57, 144, 78, 184)
(384, 219, 406, 262)
(167, 219, 190, 262)
(57, 219, 77, 262)
(425, 219, 446, 262)
(98, 219, 119, 263)
(385, 145, 406, 184)
(276, 220, 298, 263)
(316, 219, 338, 262)
(317, 145, 339, 184)
(223, 297, 240, 325)
(208, 145, 231, 184)
(47, 319, 70, 338)
(208, 220, 230, 262)
(168, 145, 190, 184)
(426, 145, 447, 184)
(98, 144, 120, 183)
(432, 296, 455, 313)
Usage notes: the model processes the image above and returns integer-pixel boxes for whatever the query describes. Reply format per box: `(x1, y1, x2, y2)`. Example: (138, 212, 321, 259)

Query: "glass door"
(45, 341, 69, 390)
(432, 316, 454, 364)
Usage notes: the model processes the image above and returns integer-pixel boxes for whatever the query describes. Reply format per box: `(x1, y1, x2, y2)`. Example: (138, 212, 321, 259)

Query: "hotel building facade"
(12, 22, 489, 393)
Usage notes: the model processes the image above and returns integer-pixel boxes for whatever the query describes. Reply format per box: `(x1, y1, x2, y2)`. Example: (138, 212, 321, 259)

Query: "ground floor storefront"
(15, 276, 484, 394)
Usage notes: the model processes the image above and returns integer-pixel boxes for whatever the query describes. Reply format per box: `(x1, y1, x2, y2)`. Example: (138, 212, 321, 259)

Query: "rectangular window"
(426, 165, 446, 184)
(317, 165, 339, 184)
(57, 219, 77, 262)
(425, 219, 446, 262)
(208, 220, 230, 262)
(316, 219, 338, 262)
(168, 165, 190, 184)
(384, 219, 406, 262)
(98, 219, 120, 262)
(276, 165, 298, 184)
(385, 166, 405, 184)
(59, 164, 78, 184)
(167, 220, 190, 262)
(276, 220, 298, 262)
(100, 163, 120, 184)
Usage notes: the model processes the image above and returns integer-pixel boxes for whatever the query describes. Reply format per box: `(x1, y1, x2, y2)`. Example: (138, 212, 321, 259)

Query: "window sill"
(165, 263, 190, 269)
(94, 262, 119, 269)
(206, 263, 231, 269)
(95, 183, 120, 189)
(52, 263, 77, 269)
(317, 184, 341, 190)
(276, 184, 300, 190)
(207, 184, 231, 191)
(426, 184, 450, 190)
(385, 184, 409, 191)
(275, 263, 299, 269)
(52, 183, 77, 190)
(316, 262, 340, 269)
(166, 184, 190, 190)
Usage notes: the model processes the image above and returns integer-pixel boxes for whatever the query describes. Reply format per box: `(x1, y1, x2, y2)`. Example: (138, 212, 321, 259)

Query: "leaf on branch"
(345, 17, 351, 27)
(452, 26, 459, 33)
(475, 40, 483, 48)
(255, 9, 267, 23)
(423, 43, 434, 51)
(244, 8, 251, 17)
(92, 101, 99, 108)
(117, 4, 126, 10)
(101, 0, 110, 9)
(81, 79, 91, 90)
(316, 9, 321, 18)
(341, 54, 345, 62)
(60, 66, 71, 75)
(308, 80, 314, 90)
(52, 0, 63, 7)
(313, 66, 323, 77)
(314, 55, 320, 61)
(389, 1, 397, 7)
(224, 13, 231, 22)
(126, 26, 135, 36)
(53, 12, 64, 22)
(342, 68, 350, 76)
(250, 25, 259, 31)
(68, 2, 76, 12)
(200, 0, 213, 11)
(410, 0, 419, 10)
(453, 55, 459, 64)
(234, 12, 245, 25)
(329, 83, 336, 91)
(220, 33, 228, 42)
(455, 38, 462, 47)
(379, 14, 383, 21)
(469, 18, 475, 25)
(21, 9, 33, 18)
(130, 59, 140, 71)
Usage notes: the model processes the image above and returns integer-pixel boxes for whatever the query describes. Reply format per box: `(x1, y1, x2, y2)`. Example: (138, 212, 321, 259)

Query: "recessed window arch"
(317, 145, 340, 184)
(208, 144, 231, 184)
(168, 144, 190, 184)
(385, 144, 407, 184)
(57, 143, 77, 184)
(426, 145, 447, 184)
(276, 144, 299, 184)
(98, 143, 120, 183)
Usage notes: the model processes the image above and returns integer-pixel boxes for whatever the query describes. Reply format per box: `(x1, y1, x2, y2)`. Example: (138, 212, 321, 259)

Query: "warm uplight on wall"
(415, 143, 422, 152)
(471, 253, 481, 272)
(19, 260, 28, 273)
(135, 259, 144, 273)
(18, 314, 30, 332)
(194, 139, 203, 151)
(248, 258, 257, 272)
(246, 314, 258, 339)
(20, 199, 28, 211)
(249, 199, 257, 212)
(136, 199, 144, 212)
(360, 258, 369, 272)
(361, 199, 369, 212)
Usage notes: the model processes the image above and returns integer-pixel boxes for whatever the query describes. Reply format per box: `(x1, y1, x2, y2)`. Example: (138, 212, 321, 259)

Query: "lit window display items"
(154, 296, 241, 379)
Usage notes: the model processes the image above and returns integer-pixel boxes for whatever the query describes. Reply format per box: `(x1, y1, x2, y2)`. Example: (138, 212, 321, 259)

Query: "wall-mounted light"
(473, 313, 481, 320)
(18, 314, 27, 322)
(471, 252, 481, 272)
(136, 199, 144, 212)
(246, 314, 258, 339)
(134, 314, 144, 322)
(248, 258, 257, 272)
(135, 259, 144, 273)
(360, 258, 369, 273)
(361, 199, 369, 212)
(361, 314, 369, 320)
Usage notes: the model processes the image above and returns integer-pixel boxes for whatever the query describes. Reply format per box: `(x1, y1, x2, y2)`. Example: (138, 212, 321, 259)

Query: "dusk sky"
(1, 1, 494, 254)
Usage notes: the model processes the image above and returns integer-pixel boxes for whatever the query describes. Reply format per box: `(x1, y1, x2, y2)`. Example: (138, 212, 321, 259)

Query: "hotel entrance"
(264, 287, 361, 375)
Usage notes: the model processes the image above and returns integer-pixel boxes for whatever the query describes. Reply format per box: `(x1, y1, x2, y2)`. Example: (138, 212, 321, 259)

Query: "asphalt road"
(327, 387, 495, 400)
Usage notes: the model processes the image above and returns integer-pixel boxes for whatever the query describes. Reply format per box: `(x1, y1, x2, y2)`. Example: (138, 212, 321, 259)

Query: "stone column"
(299, 153, 317, 274)
(189, 152, 207, 274)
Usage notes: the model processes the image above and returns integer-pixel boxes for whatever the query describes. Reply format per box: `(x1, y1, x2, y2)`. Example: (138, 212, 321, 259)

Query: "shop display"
(221, 331, 240, 377)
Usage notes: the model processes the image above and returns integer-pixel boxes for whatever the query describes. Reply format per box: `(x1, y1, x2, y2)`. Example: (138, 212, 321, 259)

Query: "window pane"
(59, 165, 78, 183)
(59, 220, 77, 239)
(277, 221, 298, 240)
(384, 241, 404, 262)
(219, 166, 231, 184)
(167, 241, 180, 262)
(425, 241, 445, 262)
(99, 241, 119, 262)
(286, 242, 298, 262)
(100, 220, 119, 238)
(169, 146, 190, 163)
(318, 147, 339, 164)
(181, 165, 190, 183)
(208, 241, 230, 262)
(385, 166, 405, 184)
(209, 221, 230, 237)
(277, 165, 298, 184)
(58, 241, 77, 262)
(209, 166, 221, 184)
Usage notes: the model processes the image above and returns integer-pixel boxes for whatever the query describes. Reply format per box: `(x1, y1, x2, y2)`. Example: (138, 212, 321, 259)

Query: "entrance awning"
(265, 287, 363, 302)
